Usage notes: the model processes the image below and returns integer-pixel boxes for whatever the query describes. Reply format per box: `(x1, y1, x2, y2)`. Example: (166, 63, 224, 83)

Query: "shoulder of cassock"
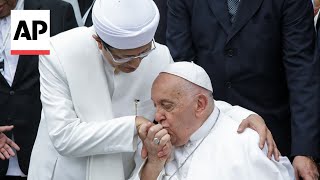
(187, 112, 295, 180)
(47, 26, 99, 63)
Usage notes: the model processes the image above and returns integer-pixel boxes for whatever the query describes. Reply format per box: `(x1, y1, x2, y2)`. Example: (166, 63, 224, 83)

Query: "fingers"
(0, 147, 11, 159)
(253, 121, 268, 149)
(159, 134, 170, 146)
(158, 144, 172, 160)
(6, 138, 20, 151)
(266, 130, 274, 159)
(258, 132, 267, 149)
(302, 175, 314, 180)
(274, 147, 280, 162)
(273, 140, 280, 162)
(138, 122, 153, 141)
(154, 129, 168, 143)
(146, 124, 163, 141)
(236, 114, 282, 162)
(0, 152, 5, 160)
(238, 116, 269, 150)
(158, 140, 173, 161)
(237, 119, 249, 133)
(0, 125, 14, 133)
(293, 156, 320, 180)
(4, 144, 15, 157)
(141, 146, 148, 159)
(294, 166, 299, 180)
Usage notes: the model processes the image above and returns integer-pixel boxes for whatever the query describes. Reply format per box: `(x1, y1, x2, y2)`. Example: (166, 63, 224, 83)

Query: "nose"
(155, 109, 166, 124)
(127, 57, 142, 68)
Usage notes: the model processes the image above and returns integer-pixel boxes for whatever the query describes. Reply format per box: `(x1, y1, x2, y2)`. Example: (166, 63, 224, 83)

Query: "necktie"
(227, 0, 240, 23)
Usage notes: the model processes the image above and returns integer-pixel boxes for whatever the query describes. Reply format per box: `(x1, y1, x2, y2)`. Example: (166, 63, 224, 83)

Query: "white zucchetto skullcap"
(161, 62, 213, 92)
(92, 0, 159, 49)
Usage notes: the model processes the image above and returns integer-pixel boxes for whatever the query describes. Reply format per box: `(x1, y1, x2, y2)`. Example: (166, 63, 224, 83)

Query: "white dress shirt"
(0, 0, 26, 177)
(0, 0, 24, 86)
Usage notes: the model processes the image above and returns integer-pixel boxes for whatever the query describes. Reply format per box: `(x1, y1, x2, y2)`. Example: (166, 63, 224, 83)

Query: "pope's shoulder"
(212, 112, 260, 146)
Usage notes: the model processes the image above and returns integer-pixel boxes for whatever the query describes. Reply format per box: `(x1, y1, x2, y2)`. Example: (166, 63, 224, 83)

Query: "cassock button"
(9, 91, 15, 95)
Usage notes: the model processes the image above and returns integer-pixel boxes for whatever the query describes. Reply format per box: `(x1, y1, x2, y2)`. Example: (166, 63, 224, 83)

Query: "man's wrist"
(141, 158, 165, 180)
(146, 160, 165, 173)
(135, 116, 145, 131)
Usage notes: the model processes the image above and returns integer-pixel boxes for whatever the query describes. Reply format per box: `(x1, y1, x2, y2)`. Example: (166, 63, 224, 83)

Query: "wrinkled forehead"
(153, 73, 178, 90)
(152, 73, 186, 99)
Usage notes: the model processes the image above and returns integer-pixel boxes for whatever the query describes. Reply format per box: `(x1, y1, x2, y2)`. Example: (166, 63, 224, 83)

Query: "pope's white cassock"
(130, 107, 294, 180)
(26, 8, 258, 180)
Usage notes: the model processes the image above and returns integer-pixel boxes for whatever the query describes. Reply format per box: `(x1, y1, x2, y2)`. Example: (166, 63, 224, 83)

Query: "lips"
(124, 66, 136, 71)
(163, 127, 172, 134)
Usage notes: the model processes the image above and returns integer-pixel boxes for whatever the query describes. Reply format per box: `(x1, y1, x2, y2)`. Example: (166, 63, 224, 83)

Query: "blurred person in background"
(62, 0, 94, 27)
(27, 0, 279, 179)
(167, 0, 320, 179)
(0, 0, 77, 179)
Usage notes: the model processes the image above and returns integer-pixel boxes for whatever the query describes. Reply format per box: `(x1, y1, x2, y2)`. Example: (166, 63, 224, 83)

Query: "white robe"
(27, 26, 260, 180)
(131, 107, 294, 180)
(27, 26, 172, 180)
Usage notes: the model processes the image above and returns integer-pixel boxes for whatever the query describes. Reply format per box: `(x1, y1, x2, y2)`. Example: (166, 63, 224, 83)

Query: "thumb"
(294, 165, 299, 180)
(141, 146, 148, 159)
(0, 125, 14, 133)
(237, 119, 248, 133)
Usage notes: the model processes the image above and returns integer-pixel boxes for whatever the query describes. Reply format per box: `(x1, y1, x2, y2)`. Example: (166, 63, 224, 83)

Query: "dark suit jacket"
(78, 0, 94, 27)
(167, 0, 320, 157)
(0, 0, 77, 175)
(154, 0, 168, 45)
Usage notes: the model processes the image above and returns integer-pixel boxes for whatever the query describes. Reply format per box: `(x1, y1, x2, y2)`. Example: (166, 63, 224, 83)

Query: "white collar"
(189, 106, 219, 142)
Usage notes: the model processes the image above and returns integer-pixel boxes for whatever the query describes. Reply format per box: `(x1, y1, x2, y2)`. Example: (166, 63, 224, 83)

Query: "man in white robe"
(27, 0, 280, 180)
(131, 62, 295, 180)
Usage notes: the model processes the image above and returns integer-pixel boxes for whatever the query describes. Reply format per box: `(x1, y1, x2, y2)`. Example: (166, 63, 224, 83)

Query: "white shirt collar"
(189, 106, 219, 142)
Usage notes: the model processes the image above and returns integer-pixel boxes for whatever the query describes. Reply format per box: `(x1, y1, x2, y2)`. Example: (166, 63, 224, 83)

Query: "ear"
(92, 34, 103, 50)
(195, 94, 208, 117)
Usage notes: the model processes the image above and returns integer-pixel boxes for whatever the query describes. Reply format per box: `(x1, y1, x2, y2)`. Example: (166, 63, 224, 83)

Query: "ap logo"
(11, 10, 50, 55)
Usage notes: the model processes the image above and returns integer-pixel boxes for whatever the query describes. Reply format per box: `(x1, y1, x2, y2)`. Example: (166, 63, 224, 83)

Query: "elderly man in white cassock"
(27, 0, 280, 180)
(131, 62, 295, 180)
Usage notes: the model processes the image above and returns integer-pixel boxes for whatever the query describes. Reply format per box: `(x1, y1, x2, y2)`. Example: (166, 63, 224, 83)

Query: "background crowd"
(0, 0, 319, 179)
